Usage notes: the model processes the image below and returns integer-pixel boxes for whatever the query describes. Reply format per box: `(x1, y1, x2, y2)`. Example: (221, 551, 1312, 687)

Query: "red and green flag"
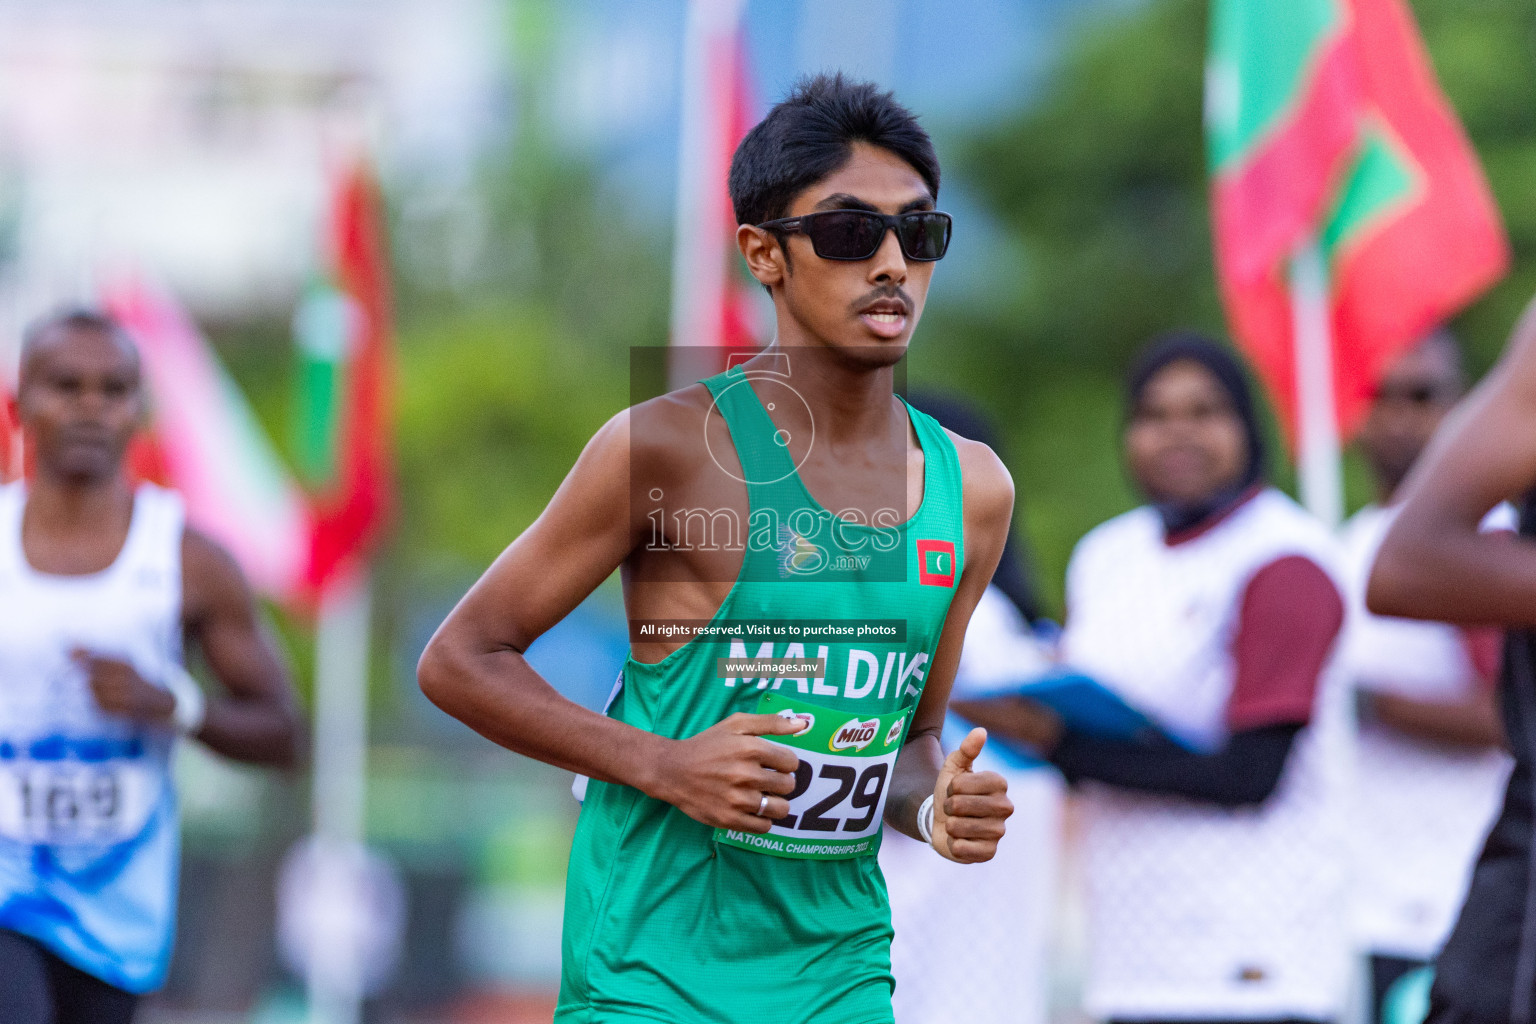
(293, 160, 394, 596)
(1207, 0, 1508, 440)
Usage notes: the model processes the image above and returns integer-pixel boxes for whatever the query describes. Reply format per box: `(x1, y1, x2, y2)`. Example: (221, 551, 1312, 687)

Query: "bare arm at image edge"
(1371, 296, 1536, 626)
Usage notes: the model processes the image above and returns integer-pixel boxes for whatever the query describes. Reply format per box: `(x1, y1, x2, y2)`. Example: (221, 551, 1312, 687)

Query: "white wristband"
(164, 664, 207, 736)
(917, 793, 935, 845)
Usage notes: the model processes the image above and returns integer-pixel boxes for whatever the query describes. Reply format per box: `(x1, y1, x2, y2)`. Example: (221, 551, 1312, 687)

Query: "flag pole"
(668, 0, 745, 389)
(306, 566, 372, 1024)
(1292, 234, 1370, 1023)
(1291, 235, 1343, 527)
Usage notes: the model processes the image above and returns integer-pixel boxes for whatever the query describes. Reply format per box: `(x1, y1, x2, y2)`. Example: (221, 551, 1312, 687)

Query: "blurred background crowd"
(1, 0, 1533, 1022)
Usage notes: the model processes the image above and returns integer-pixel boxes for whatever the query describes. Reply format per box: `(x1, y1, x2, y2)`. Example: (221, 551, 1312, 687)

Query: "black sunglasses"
(757, 210, 953, 262)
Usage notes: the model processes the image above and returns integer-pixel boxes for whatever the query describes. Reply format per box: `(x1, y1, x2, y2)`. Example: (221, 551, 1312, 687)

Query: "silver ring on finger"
(757, 793, 770, 817)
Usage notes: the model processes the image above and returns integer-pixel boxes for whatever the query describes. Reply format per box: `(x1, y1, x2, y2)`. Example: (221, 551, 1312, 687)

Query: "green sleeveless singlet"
(555, 368, 967, 1024)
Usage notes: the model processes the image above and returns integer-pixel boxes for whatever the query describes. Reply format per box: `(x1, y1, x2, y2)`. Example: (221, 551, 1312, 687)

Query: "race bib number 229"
(714, 692, 912, 861)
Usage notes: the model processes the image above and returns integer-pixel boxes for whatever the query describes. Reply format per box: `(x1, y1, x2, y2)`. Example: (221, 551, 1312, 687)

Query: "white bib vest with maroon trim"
(1341, 503, 1511, 960)
(1062, 488, 1352, 1020)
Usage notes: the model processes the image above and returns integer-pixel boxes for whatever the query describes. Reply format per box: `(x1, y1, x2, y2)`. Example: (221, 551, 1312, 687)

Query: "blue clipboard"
(1016, 671, 1161, 741)
(947, 668, 1186, 767)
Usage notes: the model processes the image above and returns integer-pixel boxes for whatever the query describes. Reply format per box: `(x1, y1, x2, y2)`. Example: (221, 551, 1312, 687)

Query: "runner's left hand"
(73, 650, 176, 725)
(930, 727, 1012, 864)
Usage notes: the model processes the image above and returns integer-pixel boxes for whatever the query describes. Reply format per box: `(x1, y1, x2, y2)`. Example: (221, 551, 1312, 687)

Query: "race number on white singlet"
(0, 748, 160, 846)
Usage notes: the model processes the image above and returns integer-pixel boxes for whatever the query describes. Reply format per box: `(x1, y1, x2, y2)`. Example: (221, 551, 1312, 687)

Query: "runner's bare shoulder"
(944, 430, 1014, 536)
(625, 382, 734, 497)
(180, 525, 254, 624)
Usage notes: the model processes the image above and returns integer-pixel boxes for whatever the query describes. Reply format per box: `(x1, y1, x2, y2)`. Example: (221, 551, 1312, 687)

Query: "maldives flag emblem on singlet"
(916, 539, 956, 587)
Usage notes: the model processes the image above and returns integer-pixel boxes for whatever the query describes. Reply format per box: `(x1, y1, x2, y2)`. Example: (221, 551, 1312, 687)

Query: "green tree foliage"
(388, 0, 666, 581)
(392, 305, 628, 576)
(955, 0, 1219, 379)
(919, 0, 1536, 611)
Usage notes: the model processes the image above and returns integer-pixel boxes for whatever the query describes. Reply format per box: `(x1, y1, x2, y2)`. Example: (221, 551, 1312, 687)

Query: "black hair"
(18, 307, 138, 388)
(1126, 331, 1266, 531)
(907, 391, 1043, 624)
(728, 72, 940, 228)
(22, 307, 124, 353)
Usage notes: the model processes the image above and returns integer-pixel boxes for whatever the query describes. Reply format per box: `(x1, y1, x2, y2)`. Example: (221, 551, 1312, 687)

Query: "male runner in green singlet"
(418, 74, 1016, 1024)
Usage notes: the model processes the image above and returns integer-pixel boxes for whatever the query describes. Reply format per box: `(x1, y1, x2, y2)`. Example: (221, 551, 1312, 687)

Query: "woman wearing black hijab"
(963, 333, 1353, 1024)
(1123, 332, 1269, 537)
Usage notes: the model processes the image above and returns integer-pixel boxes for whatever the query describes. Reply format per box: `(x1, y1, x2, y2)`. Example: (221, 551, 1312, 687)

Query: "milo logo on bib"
(715, 692, 912, 861)
(829, 718, 878, 752)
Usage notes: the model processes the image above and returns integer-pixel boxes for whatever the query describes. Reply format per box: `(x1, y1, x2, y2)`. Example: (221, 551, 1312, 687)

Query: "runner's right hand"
(647, 713, 802, 832)
(73, 650, 176, 725)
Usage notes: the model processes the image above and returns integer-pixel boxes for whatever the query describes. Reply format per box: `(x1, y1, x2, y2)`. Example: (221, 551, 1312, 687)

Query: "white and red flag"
(102, 274, 312, 600)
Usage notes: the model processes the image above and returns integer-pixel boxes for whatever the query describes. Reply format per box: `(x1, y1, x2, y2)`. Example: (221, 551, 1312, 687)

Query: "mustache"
(849, 285, 913, 316)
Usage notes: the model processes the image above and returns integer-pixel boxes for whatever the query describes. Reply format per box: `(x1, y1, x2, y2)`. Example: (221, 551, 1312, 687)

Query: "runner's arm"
(181, 528, 304, 766)
(417, 410, 801, 833)
(885, 438, 1014, 861)
(1371, 296, 1536, 625)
